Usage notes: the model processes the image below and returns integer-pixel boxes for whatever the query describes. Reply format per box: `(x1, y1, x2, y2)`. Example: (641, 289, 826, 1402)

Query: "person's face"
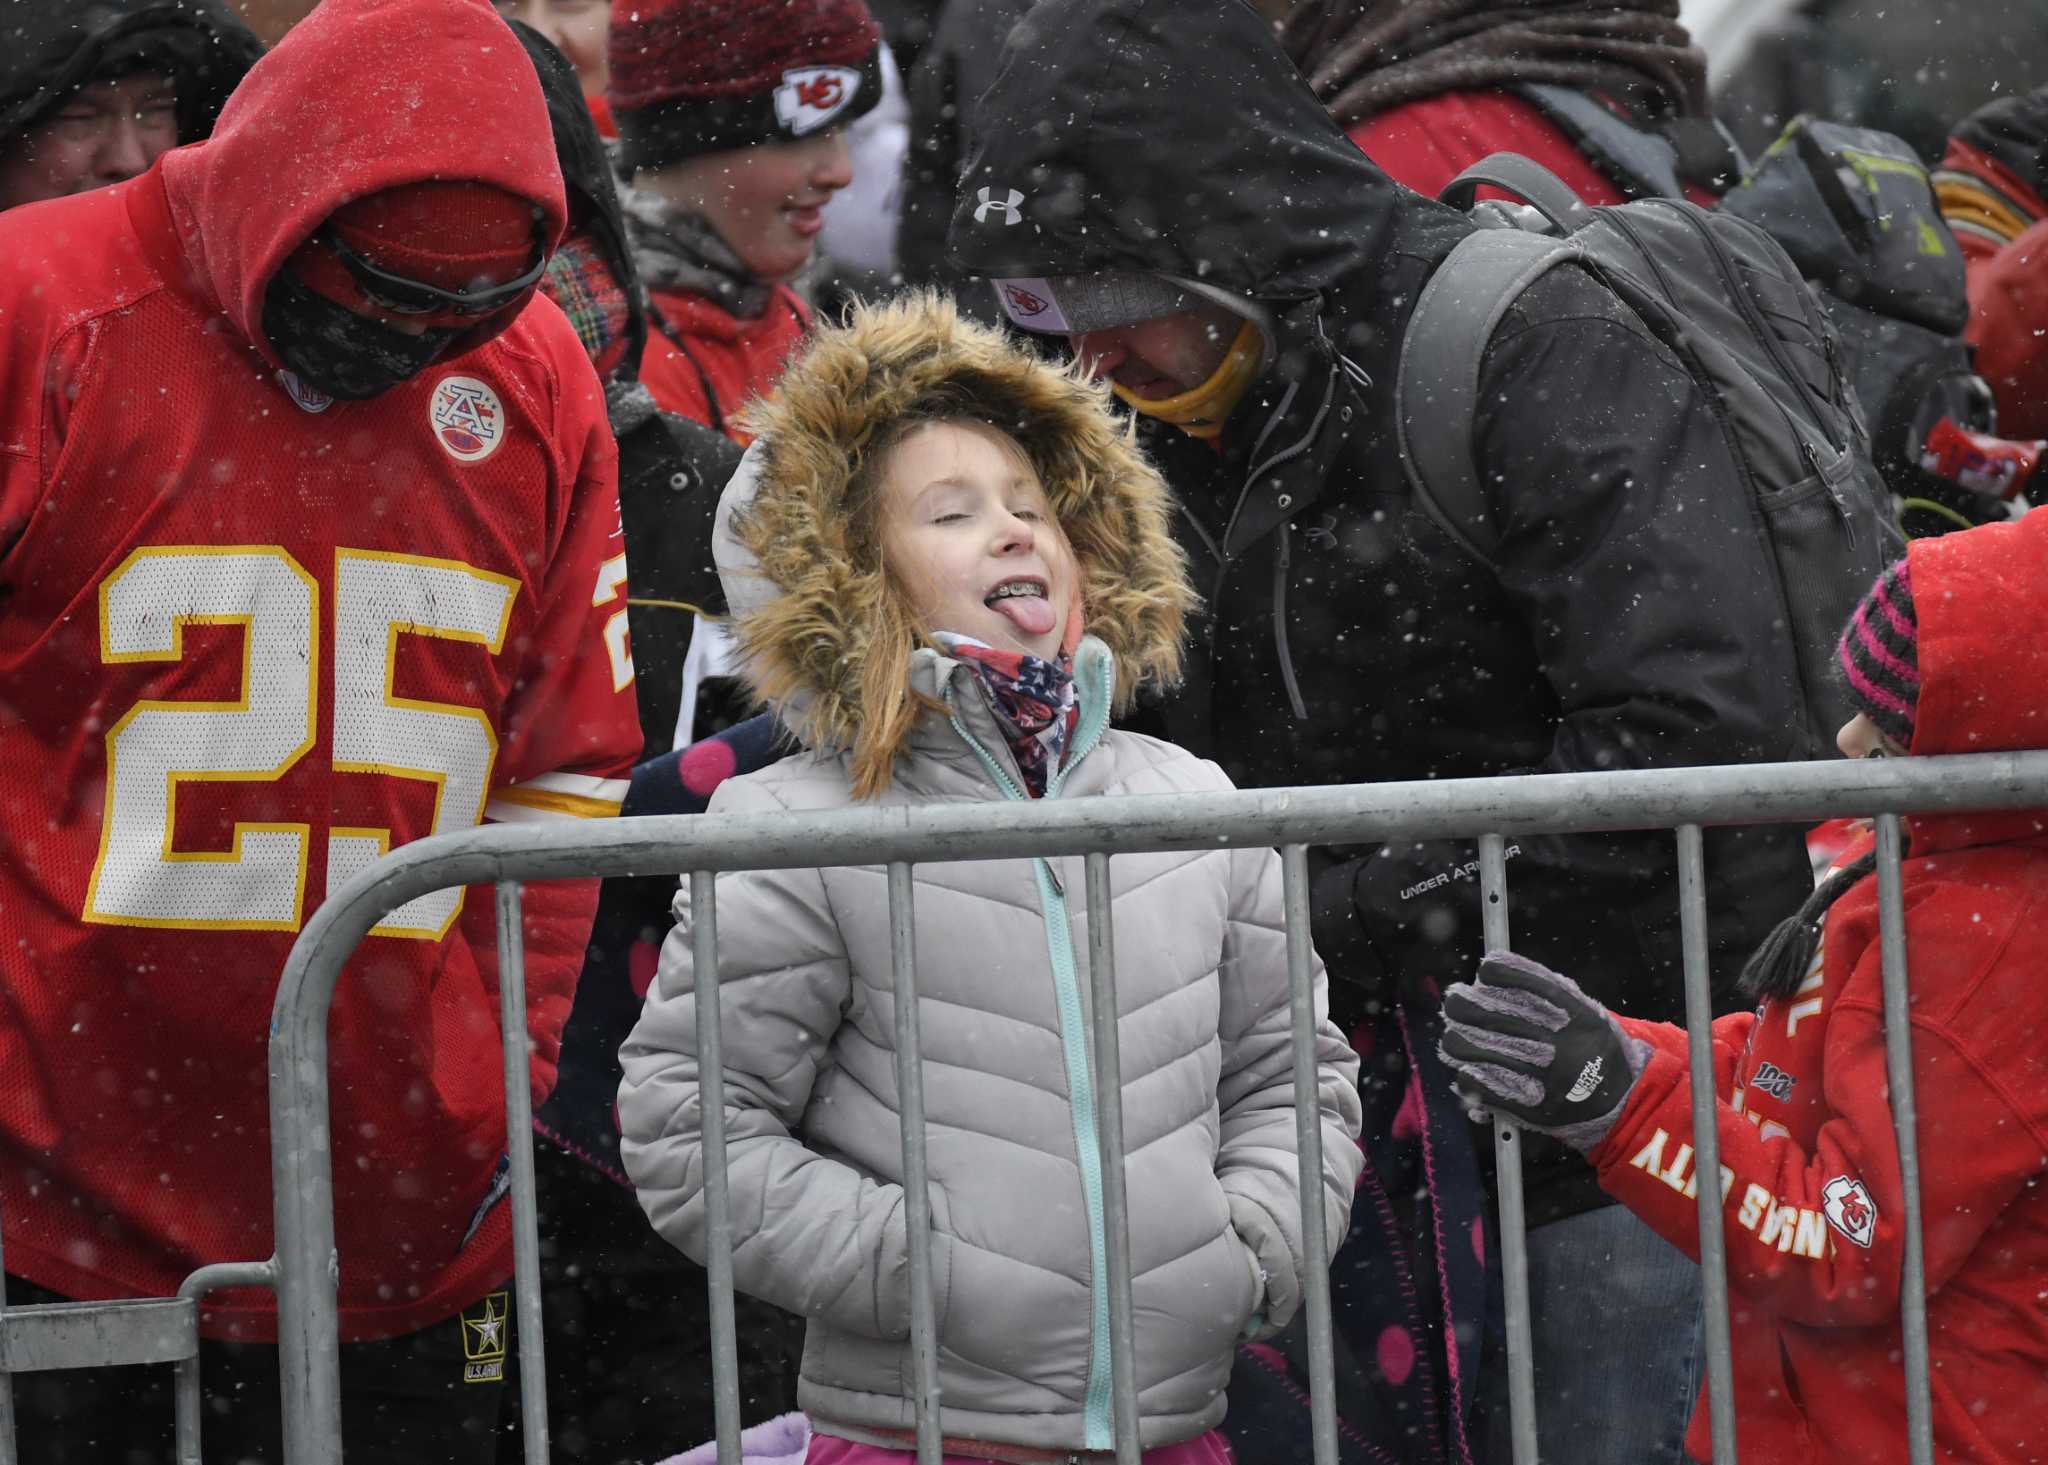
(638, 130, 853, 283)
(879, 420, 1079, 661)
(229, 0, 319, 46)
(1837, 712, 1906, 759)
(1068, 300, 1241, 400)
(0, 74, 178, 212)
(493, 0, 610, 97)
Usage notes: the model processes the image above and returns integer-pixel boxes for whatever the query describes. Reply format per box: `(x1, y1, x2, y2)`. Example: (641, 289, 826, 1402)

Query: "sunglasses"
(322, 216, 550, 318)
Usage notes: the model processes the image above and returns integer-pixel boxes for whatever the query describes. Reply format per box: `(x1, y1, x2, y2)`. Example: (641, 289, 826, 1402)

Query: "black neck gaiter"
(260, 270, 463, 401)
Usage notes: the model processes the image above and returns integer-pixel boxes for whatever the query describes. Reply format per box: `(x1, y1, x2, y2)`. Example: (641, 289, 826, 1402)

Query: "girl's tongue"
(991, 591, 1056, 637)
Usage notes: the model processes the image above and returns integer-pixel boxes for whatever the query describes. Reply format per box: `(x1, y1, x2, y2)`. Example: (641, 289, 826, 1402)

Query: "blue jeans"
(1476, 1203, 1704, 1465)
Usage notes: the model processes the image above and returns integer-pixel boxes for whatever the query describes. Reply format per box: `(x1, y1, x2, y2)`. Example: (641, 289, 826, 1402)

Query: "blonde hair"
(732, 292, 1197, 798)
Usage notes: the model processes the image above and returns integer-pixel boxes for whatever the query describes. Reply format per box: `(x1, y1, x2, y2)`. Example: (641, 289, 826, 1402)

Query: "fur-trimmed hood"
(713, 293, 1195, 794)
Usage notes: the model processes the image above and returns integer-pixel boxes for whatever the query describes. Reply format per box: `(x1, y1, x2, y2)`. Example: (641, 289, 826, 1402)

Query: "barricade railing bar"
(8, 751, 2037, 1464)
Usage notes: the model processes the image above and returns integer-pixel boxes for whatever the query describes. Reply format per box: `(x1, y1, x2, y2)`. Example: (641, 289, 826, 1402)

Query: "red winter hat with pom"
(289, 181, 543, 324)
(609, 0, 883, 173)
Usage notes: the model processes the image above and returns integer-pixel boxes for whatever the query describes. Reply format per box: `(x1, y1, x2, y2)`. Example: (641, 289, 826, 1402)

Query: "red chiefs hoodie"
(0, 0, 641, 1342)
(1591, 511, 2048, 1464)
(641, 284, 812, 442)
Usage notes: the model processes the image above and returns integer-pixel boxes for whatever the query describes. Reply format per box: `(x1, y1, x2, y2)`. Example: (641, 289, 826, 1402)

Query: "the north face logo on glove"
(1565, 1056, 1605, 1103)
(774, 66, 862, 136)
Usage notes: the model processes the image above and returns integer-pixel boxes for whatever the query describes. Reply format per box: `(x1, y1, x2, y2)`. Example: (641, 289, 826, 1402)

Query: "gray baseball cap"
(990, 271, 1195, 335)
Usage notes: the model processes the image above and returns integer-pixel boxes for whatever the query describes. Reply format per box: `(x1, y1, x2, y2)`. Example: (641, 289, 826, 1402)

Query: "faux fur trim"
(726, 292, 1196, 788)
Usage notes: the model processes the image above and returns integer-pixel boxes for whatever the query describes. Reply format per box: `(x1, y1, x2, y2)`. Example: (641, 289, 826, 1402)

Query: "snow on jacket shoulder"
(0, 0, 639, 1344)
(616, 295, 1361, 1451)
(1591, 510, 2048, 1465)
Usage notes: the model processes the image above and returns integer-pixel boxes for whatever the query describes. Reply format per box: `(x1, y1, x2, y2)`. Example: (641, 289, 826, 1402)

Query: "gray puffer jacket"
(619, 642, 1362, 1450)
(616, 296, 1361, 1453)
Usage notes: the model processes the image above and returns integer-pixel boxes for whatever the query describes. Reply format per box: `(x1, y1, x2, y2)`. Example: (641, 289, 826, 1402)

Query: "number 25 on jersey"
(84, 545, 523, 940)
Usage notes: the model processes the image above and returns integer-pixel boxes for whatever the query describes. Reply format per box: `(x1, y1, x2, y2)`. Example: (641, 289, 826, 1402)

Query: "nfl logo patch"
(430, 376, 505, 463)
(276, 369, 333, 414)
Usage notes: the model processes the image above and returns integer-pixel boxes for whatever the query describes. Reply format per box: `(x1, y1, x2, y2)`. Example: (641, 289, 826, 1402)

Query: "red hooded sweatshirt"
(0, 0, 641, 1342)
(1347, 91, 1719, 210)
(1589, 511, 2048, 1464)
(640, 285, 812, 442)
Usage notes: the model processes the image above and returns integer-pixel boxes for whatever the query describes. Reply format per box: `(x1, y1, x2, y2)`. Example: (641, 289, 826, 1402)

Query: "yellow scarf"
(1112, 318, 1264, 439)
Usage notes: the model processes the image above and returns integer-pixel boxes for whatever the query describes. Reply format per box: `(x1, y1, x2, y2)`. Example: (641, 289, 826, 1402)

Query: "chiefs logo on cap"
(775, 66, 862, 136)
(430, 376, 505, 463)
(1003, 284, 1051, 317)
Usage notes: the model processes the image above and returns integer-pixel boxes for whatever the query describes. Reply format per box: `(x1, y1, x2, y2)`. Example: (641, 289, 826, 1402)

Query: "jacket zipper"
(944, 656, 1119, 1449)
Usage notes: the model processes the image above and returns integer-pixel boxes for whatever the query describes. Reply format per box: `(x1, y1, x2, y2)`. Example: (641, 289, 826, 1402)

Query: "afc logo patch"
(1821, 1175, 1878, 1249)
(430, 376, 504, 463)
(1750, 1061, 1796, 1100)
(774, 66, 862, 135)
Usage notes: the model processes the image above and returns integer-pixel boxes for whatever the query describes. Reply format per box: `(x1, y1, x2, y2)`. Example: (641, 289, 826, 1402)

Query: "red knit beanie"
(290, 182, 542, 321)
(609, 0, 883, 174)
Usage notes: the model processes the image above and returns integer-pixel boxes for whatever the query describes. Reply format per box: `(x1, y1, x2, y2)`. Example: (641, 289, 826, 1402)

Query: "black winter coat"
(512, 19, 742, 760)
(0, 0, 259, 153)
(949, 0, 1814, 1227)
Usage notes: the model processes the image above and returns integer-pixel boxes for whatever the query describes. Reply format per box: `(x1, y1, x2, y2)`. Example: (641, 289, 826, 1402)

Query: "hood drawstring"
(1739, 847, 1884, 1001)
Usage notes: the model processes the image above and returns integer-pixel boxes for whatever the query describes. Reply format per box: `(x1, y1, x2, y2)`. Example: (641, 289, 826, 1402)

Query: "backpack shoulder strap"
(1396, 227, 1580, 564)
(1439, 153, 1596, 232)
(1512, 83, 1686, 200)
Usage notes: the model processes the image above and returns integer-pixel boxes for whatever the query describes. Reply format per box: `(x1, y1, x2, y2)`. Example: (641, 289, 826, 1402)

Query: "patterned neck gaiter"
(932, 634, 1079, 798)
(540, 232, 634, 379)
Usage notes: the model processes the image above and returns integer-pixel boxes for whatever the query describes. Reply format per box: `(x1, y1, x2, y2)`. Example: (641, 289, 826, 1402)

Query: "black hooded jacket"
(512, 18, 741, 759)
(949, 0, 1813, 1225)
(0, 0, 259, 153)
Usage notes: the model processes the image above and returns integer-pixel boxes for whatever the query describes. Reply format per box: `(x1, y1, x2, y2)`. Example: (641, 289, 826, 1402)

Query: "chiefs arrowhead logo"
(774, 66, 861, 136)
(1002, 284, 1051, 317)
(1821, 1175, 1877, 1249)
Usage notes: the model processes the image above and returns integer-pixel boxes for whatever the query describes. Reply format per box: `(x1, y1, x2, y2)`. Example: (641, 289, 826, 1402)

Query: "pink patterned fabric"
(804, 1429, 1234, 1465)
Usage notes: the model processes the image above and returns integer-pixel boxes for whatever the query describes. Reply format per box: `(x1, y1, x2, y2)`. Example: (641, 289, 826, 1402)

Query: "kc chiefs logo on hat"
(996, 277, 1070, 333)
(774, 66, 862, 136)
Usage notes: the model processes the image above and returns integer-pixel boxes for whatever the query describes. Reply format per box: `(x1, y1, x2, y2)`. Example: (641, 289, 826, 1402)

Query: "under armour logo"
(975, 186, 1024, 225)
(1565, 1056, 1604, 1103)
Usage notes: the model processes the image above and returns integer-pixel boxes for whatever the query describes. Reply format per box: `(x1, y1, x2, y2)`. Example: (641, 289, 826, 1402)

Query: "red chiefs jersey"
(0, 0, 640, 1344)
(1590, 513, 2048, 1463)
(1348, 90, 1718, 209)
(640, 283, 812, 442)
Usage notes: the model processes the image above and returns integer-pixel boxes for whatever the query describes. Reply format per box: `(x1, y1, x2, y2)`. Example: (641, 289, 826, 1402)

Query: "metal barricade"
(10, 751, 2037, 1463)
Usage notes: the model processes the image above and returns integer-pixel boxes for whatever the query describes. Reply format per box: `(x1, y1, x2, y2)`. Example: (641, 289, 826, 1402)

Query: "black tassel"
(1739, 850, 1882, 1003)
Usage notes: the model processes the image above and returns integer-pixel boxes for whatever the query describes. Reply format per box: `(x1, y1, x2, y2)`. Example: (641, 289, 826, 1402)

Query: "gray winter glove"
(1438, 950, 1654, 1153)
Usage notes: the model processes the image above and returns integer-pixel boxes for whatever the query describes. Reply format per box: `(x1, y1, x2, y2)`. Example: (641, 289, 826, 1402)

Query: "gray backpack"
(1395, 153, 1899, 762)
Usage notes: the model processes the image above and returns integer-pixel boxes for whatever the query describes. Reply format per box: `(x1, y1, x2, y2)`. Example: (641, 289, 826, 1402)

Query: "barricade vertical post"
(1676, 825, 1738, 1465)
(1478, 832, 1538, 1465)
(0, 1243, 16, 1465)
(1083, 852, 1142, 1465)
(888, 862, 943, 1465)
(494, 882, 551, 1465)
(1280, 844, 1338, 1465)
(692, 869, 744, 1465)
(1874, 815, 1935, 1465)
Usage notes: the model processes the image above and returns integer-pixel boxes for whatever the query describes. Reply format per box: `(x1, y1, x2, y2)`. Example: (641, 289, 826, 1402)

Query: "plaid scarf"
(933, 634, 1079, 798)
(540, 233, 634, 378)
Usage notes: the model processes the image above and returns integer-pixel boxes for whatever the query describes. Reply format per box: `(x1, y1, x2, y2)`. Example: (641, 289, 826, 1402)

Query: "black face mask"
(260, 270, 464, 401)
